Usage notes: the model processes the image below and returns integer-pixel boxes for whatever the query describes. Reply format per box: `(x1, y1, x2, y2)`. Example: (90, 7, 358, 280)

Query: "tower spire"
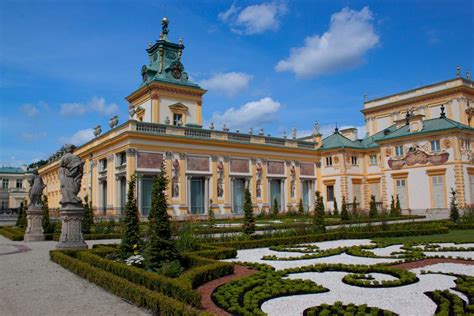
(162, 17, 169, 40)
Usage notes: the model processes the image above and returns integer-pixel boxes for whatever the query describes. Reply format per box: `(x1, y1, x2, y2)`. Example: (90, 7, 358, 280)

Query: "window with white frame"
(353, 183, 362, 203)
(395, 145, 404, 157)
(395, 179, 408, 209)
(431, 175, 445, 208)
(369, 182, 380, 201)
(1, 178, 8, 189)
(16, 179, 22, 188)
(430, 140, 441, 152)
(465, 139, 471, 150)
(99, 158, 107, 171)
(173, 113, 183, 126)
(351, 156, 358, 165)
(369, 155, 377, 165)
(325, 156, 333, 166)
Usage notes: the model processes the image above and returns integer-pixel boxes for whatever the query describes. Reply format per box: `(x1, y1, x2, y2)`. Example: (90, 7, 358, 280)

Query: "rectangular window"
(369, 155, 377, 165)
(1, 201, 6, 210)
(1, 178, 8, 189)
(325, 156, 333, 166)
(351, 156, 358, 165)
(395, 179, 407, 209)
(116, 152, 126, 166)
(430, 140, 441, 152)
(16, 179, 22, 188)
(326, 185, 334, 202)
(431, 176, 445, 208)
(173, 113, 183, 126)
(369, 183, 380, 201)
(465, 139, 471, 150)
(353, 184, 361, 203)
(395, 145, 404, 157)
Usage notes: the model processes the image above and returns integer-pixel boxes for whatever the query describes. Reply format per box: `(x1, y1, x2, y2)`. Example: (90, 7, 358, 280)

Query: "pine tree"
(82, 195, 94, 234)
(120, 175, 141, 258)
(395, 195, 402, 216)
(333, 198, 339, 216)
(16, 201, 27, 228)
(41, 195, 52, 234)
(369, 195, 378, 218)
(272, 198, 279, 216)
(313, 191, 325, 231)
(352, 196, 358, 216)
(144, 166, 179, 271)
(341, 196, 349, 220)
(243, 188, 255, 235)
(298, 198, 304, 215)
(450, 188, 460, 223)
(390, 195, 397, 217)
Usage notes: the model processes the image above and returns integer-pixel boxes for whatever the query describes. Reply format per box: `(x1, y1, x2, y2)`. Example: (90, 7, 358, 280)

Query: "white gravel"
(411, 262, 474, 277)
(370, 244, 405, 257)
(0, 235, 149, 316)
(261, 271, 458, 316)
(424, 251, 474, 260)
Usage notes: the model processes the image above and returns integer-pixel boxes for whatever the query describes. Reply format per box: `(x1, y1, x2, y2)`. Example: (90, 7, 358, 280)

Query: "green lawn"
(373, 229, 474, 244)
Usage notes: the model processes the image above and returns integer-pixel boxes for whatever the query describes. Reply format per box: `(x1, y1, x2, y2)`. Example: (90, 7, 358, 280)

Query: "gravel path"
(0, 235, 149, 316)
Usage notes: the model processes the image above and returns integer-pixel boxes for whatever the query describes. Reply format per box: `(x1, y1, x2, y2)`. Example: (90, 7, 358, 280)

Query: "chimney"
(408, 114, 425, 132)
(340, 127, 358, 141)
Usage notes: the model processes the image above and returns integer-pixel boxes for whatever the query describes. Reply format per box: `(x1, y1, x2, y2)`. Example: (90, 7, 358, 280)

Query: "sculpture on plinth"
(56, 144, 87, 249)
(24, 170, 46, 241)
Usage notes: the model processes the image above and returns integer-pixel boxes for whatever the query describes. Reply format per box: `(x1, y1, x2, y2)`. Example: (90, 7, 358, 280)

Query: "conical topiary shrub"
(120, 175, 141, 258)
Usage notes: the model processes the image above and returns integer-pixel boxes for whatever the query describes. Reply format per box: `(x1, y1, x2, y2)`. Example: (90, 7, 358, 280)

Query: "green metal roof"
(0, 167, 28, 174)
(319, 131, 364, 150)
(380, 117, 474, 141)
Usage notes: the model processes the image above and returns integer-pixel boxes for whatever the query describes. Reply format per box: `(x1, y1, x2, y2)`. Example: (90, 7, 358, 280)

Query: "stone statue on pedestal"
(24, 170, 46, 242)
(56, 144, 87, 249)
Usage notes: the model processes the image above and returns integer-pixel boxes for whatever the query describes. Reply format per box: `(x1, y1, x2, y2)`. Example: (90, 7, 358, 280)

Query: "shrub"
(41, 195, 54, 234)
(298, 198, 304, 215)
(243, 188, 255, 235)
(352, 196, 358, 216)
(395, 195, 402, 215)
(176, 222, 201, 253)
(390, 195, 397, 217)
(16, 201, 27, 228)
(313, 191, 325, 232)
(144, 166, 180, 271)
(120, 175, 141, 258)
(341, 196, 349, 220)
(450, 188, 460, 223)
(82, 195, 94, 234)
(333, 198, 339, 216)
(158, 260, 184, 278)
(207, 201, 216, 229)
(369, 195, 378, 218)
(272, 198, 279, 216)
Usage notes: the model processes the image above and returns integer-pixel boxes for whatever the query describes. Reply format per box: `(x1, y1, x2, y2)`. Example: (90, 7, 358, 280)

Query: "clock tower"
(126, 17, 206, 127)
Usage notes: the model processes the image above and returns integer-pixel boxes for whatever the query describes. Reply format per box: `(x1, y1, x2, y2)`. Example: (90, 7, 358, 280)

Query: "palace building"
(38, 19, 474, 219)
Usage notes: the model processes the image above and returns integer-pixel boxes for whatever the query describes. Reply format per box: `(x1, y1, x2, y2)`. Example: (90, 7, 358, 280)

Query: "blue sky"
(0, 0, 472, 167)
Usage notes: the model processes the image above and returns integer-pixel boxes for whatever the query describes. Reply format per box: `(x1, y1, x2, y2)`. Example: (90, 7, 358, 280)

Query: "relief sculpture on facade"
(388, 144, 449, 170)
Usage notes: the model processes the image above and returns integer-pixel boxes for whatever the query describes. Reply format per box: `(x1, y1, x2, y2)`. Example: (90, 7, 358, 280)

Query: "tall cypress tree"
(341, 196, 349, 221)
(298, 198, 304, 215)
(243, 188, 255, 235)
(120, 175, 141, 258)
(82, 195, 94, 234)
(390, 195, 397, 217)
(369, 195, 378, 218)
(352, 196, 358, 216)
(333, 198, 339, 216)
(449, 188, 460, 223)
(272, 198, 279, 216)
(144, 166, 179, 271)
(395, 195, 402, 216)
(41, 195, 52, 234)
(313, 191, 325, 230)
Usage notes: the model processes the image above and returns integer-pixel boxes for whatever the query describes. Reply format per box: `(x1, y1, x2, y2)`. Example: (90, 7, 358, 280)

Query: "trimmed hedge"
(0, 226, 24, 241)
(50, 251, 207, 316)
(304, 302, 396, 316)
(75, 250, 202, 306)
(211, 227, 449, 250)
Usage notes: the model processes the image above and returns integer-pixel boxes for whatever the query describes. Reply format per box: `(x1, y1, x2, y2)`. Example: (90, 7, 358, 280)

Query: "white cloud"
(218, 2, 287, 35)
(20, 131, 47, 142)
(20, 104, 39, 117)
(59, 128, 95, 146)
(199, 72, 253, 96)
(275, 6, 379, 78)
(59, 97, 119, 117)
(208, 97, 281, 131)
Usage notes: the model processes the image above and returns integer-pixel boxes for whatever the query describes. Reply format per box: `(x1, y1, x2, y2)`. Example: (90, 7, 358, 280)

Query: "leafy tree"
(41, 195, 53, 234)
(243, 188, 255, 235)
(352, 196, 358, 216)
(390, 195, 397, 217)
(333, 198, 339, 216)
(340, 196, 349, 221)
(144, 167, 179, 271)
(369, 195, 378, 218)
(395, 195, 402, 216)
(450, 188, 460, 223)
(298, 198, 304, 215)
(272, 198, 279, 216)
(82, 195, 94, 234)
(120, 175, 141, 258)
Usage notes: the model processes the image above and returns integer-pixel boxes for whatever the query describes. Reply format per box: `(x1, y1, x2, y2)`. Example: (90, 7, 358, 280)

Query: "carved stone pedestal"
(56, 206, 87, 249)
(24, 205, 45, 242)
